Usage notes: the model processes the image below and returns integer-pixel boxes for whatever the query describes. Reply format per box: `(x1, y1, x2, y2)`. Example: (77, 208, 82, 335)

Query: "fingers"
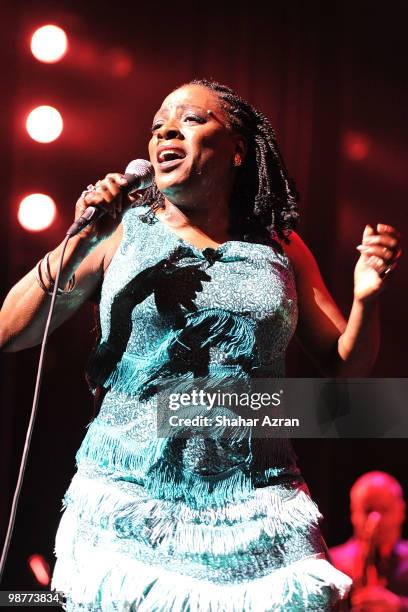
(80, 173, 128, 218)
(359, 234, 399, 249)
(357, 244, 395, 261)
(357, 223, 402, 278)
(83, 173, 127, 206)
(362, 224, 375, 239)
(98, 173, 127, 203)
(377, 222, 401, 239)
(366, 255, 394, 276)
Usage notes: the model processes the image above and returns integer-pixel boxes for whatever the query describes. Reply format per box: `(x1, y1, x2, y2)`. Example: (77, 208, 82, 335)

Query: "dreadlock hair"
(138, 78, 299, 244)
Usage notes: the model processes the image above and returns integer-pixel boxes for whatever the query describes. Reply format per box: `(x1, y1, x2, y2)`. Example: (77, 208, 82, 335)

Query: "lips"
(156, 145, 186, 166)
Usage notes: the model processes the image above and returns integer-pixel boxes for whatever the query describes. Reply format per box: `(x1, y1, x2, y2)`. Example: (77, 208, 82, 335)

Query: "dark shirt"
(330, 538, 408, 610)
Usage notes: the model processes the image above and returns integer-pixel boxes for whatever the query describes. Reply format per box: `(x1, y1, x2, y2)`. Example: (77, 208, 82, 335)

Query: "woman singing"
(0, 79, 402, 610)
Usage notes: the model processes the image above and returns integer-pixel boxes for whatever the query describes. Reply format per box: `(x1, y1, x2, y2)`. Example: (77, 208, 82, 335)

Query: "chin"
(157, 173, 198, 201)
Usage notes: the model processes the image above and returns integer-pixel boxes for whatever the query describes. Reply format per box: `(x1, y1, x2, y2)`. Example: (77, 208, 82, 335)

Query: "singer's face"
(148, 85, 242, 204)
(351, 485, 406, 545)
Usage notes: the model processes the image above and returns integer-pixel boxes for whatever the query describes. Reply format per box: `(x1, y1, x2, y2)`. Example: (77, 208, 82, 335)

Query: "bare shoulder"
(276, 231, 320, 280)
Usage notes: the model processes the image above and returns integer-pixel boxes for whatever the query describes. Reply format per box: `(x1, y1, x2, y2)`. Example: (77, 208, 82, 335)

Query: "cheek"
(383, 512, 400, 526)
(148, 140, 155, 163)
(193, 128, 235, 157)
(194, 137, 234, 172)
(351, 512, 365, 530)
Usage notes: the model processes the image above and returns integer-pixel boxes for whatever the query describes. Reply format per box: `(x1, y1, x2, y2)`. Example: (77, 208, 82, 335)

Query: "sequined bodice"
(96, 207, 297, 373)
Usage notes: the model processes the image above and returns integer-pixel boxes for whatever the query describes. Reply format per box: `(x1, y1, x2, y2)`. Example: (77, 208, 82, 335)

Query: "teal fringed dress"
(51, 206, 351, 610)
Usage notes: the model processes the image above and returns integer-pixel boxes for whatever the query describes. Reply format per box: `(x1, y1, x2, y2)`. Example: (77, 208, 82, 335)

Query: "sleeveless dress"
(51, 206, 352, 611)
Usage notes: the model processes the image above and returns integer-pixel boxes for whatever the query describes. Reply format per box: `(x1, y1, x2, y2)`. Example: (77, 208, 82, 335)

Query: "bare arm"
(282, 225, 401, 376)
(0, 228, 122, 352)
(0, 172, 129, 352)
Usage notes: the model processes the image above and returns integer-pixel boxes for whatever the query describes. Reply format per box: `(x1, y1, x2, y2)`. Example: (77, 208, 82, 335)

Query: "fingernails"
(356, 245, 369, 252)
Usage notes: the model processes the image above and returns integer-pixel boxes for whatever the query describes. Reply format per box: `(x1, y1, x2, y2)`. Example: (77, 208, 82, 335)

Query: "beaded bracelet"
(35, 253, 76, 296)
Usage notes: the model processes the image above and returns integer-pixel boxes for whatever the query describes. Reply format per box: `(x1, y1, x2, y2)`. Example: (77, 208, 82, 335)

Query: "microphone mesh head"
(124, 159, 154, 190)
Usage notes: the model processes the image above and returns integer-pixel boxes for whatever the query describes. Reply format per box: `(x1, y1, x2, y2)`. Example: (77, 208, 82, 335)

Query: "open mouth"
(157, 148, 186, 167)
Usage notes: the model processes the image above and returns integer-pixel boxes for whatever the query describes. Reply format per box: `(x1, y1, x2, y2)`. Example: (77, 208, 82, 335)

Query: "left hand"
(354, 223, 402, 302)
(351, 585, 401, 611)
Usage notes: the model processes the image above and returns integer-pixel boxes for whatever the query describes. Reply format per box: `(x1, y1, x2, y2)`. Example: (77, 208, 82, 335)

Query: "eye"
(184, 114, 206, 124)
(150, 122, 163, 133)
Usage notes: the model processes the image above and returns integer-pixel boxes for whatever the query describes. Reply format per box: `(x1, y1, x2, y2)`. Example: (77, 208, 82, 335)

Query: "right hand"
(74, 172, 136, 242)
(351, 585, 401, 611)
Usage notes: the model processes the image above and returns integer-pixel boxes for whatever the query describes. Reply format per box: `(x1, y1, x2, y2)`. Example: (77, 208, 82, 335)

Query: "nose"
(157, 120, 183, 141)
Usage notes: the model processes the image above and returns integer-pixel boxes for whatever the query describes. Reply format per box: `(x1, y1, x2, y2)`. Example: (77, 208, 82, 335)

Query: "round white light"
(18, 194, 57, 232)
(30, 25, 68, 63)
(26, 106, 63, 143)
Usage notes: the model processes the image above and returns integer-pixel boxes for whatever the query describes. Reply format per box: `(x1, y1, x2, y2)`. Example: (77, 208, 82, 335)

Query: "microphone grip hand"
(67, 172, 131, 241)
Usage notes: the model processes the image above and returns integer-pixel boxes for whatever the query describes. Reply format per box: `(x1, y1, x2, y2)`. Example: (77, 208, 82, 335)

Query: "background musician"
(330, 471, 408, 611)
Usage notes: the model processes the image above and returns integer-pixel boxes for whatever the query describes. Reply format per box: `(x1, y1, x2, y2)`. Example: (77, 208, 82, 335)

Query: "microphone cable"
(0, 235, 70, 584)
(0, 158, 153, 584)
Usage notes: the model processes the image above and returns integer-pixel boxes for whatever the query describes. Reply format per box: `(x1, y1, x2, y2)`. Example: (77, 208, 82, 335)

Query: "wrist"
(46, 234, 97, 288)
(352, 292, 380, 308)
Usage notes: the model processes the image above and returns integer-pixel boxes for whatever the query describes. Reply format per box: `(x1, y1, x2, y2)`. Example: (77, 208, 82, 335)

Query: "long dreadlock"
(139, 78, 299, 243)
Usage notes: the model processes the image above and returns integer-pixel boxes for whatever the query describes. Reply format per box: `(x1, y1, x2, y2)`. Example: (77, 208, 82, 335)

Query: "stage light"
(28, 554, 50, 586)
(30, 25, 68, 63)
(107, 48, 133, 77)
(26, 106, 63, 143)
(18, 194, 57, 232)
(344, 131, 370, 161)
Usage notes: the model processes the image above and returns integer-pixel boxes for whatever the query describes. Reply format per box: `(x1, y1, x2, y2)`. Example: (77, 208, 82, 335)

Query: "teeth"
(158, 150, 184, 162)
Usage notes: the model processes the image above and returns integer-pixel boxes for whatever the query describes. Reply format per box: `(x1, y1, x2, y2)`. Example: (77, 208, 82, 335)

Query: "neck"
(161, 196, 231, 243)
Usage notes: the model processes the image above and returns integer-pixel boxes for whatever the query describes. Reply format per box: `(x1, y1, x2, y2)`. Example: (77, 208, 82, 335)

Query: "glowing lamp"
(18, 194, 57, 232)
(26, 106, 63, 143)
(344, 131, 370, 161)
(28, 554, 50, 586)
(30, 25, 68, 63)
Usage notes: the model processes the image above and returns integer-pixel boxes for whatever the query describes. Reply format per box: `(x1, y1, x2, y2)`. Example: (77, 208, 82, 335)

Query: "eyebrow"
(153, 104, 206, 119)
(152, 104, 227, 127)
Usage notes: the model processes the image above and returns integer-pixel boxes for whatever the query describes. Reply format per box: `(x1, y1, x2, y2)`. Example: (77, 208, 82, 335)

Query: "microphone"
(361, 511, 381, 586)
(66, 159, 154, 237)
(365, 511, 381, 537)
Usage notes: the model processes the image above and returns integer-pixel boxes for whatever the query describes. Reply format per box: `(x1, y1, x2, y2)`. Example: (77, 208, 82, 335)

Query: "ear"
(233, 135, 247, 167)
(234, 135, 247, 160)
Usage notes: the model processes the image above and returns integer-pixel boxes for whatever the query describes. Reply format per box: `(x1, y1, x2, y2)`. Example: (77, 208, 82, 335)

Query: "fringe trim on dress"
(52, 527, 352, 612)
(63, 471, 322, 555)
(75, 425, 298, 509)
